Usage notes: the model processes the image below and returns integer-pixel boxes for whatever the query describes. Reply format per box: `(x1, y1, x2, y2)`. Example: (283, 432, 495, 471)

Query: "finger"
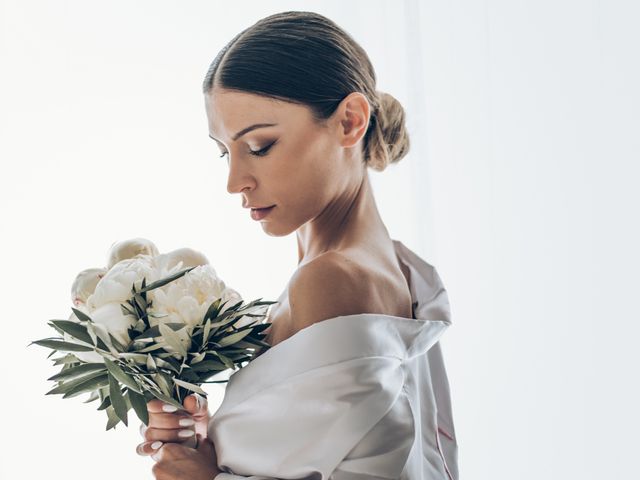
(143, 425, 196, 444)
(183, 393, 208, 418)
(136, 440, 164, 457)
(145, 411, 194, 430)
(195, 434, 216, 457)
(147, 399, 186, 414)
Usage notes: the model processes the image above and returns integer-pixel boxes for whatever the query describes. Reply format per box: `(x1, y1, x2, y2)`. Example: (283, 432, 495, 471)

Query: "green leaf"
(135, 343, 167, 354)
(190, 351, 206, 364)
(86, 322, 114, 352)
(120, 302, 137, 317)
(47, 363, 106, 381)
(203, 298, 223, 321)
(146, 354, 157, 372)
(71, 307, 93, 323)
(132, 319, 147, 333)
(32, 339, 94, 352)
(103, 358, 142, 394)
(109, 374, 128, 426)
(133, 323, 185, 340)
(127, 389, 149, 426)
(191, 360, 228, 373)
(105, 405, 121, 430)
(52, 354, 80, 365)
(159, 324, 187, 358)
(173, 378, 206, 395)
(138, 267, 197, 293)
(210, 351, 235, 370)
(61, 373, 110, 398)
(49, 320, 94, 345)
(97, 395, 111, 410)
(83, 389, 101, 404)
(207, 315, 238, 336)
(153, 371, 173, 397)
(45, 371, 104, 395)
(118, 353, 148, 364)
(202, 318, 212, 348)
(133, 293, 147, 312)
(216, 329, 252, 347)
(108, 333, 128, 351)
(147, 389, 183, 411)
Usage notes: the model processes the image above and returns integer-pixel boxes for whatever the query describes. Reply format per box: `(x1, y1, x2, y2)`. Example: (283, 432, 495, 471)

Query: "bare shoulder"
(287, 250, 380, 331)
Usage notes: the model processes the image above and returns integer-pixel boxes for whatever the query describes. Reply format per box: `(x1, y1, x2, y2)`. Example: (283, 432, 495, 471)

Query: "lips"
(250, 205, 276, 221)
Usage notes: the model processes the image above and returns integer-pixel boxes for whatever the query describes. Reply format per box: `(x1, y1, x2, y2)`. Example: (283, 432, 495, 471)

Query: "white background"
(1, 1, 638, 479)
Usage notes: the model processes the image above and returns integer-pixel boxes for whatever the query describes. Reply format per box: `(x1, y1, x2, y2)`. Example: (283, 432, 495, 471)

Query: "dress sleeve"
(208, 355, 411, 480)
(212, 386, 414, 480)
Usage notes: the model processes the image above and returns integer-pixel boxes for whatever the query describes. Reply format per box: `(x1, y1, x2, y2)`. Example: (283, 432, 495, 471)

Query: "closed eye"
(219, 140, 277, 159)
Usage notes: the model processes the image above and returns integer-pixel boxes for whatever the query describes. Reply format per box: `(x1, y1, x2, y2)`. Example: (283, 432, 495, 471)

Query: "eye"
(249, 140, 277, 157)
(219, 141, 277, 160)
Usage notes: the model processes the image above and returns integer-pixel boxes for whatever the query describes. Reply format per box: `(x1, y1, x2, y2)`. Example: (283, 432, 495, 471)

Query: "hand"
(151, 433, 222, 480)
(136, 393, 211, 456)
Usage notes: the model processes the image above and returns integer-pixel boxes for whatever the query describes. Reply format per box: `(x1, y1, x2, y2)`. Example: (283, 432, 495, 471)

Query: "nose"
(226, 155, 256, 195)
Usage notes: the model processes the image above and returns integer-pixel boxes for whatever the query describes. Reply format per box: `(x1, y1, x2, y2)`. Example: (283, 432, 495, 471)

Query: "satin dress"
(208, 239, 458, 480)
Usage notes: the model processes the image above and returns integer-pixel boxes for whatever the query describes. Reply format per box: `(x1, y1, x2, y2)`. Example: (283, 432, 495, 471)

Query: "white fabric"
(208, 239, 458, 480)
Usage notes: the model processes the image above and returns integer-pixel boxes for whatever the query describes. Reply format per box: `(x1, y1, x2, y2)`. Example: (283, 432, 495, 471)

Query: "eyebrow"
(208, 123, 278, 143)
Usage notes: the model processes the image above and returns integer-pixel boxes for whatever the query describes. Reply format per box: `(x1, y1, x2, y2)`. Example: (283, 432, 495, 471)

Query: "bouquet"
(30, 238, 276, 431)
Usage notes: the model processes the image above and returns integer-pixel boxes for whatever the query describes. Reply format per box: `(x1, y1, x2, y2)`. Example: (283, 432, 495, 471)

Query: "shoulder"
(287, 251, 375, 331)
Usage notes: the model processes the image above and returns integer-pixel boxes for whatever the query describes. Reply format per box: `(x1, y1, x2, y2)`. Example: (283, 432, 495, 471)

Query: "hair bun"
(365, 91, 410, 171)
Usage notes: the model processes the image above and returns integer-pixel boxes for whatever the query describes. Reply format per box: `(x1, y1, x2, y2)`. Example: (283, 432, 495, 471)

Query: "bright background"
(1, 1, 638, 479)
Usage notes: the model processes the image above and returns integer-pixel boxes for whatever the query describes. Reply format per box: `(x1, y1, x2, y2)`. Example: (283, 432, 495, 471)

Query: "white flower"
(86, 255, 158, 310)
(64, 243, 247, 362)
(147, 264, 238, 331)
(70, 267, 107, 307)
(65, 256, 157, 362)
(106, 237, 160, 269)
(154, 247, 210, 272)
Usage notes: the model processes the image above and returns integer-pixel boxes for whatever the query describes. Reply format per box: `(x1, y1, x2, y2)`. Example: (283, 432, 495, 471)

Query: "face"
(204, 87, 367, 237)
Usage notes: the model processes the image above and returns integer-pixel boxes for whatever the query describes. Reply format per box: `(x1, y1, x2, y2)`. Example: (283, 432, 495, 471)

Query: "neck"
(296, 170, 389, 265)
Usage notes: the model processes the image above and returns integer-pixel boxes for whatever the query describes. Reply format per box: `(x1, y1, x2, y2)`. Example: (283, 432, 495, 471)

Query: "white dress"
(208, 239, 458, 480)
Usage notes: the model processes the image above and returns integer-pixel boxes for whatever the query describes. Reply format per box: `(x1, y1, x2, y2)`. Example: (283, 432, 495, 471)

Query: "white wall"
(418, 1, 640, 478)
(1, 1, 637, 479)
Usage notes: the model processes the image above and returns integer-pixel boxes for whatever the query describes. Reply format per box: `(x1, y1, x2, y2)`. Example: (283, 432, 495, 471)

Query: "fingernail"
(178, 429, 195, 437)
(179, 418, 195, 427)
(151, 441, 163, 450)
(162, 403, 178, 412)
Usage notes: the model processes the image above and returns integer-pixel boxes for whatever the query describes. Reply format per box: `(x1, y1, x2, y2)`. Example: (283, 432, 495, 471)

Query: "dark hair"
(202, 11, 410, 171)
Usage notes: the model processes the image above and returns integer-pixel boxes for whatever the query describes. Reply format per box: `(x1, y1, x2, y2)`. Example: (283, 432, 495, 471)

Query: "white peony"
(147, 264, 242, 332)
(86, 255, 158, 310)
(70, 267, 107, 307)
(106, 237, 160, 269)
(64, 240, 247, 362)
(67, 256, 157, 363)
(154, 247, 210, 272)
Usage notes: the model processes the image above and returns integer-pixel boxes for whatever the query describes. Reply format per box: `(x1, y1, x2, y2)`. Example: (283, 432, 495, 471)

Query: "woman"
(136, 10, 458, 480)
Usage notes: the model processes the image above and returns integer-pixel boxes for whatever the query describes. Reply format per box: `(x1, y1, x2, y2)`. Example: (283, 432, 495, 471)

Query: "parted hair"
(202, 11, 410, 172)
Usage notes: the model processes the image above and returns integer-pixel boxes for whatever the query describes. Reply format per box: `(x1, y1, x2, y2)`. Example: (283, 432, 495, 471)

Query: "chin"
(261, 222, 295, 237)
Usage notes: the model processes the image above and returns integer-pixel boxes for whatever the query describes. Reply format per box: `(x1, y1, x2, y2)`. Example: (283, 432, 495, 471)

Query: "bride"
(135, 10, 458, 480)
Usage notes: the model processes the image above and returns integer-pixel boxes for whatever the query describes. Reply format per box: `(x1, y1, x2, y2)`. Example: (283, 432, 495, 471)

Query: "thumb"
(183, 393, 208, 417)
(195, 434, 216, 456)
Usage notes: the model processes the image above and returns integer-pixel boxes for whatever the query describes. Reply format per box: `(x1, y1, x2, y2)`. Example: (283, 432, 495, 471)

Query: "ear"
(336, 92, 371, 149)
